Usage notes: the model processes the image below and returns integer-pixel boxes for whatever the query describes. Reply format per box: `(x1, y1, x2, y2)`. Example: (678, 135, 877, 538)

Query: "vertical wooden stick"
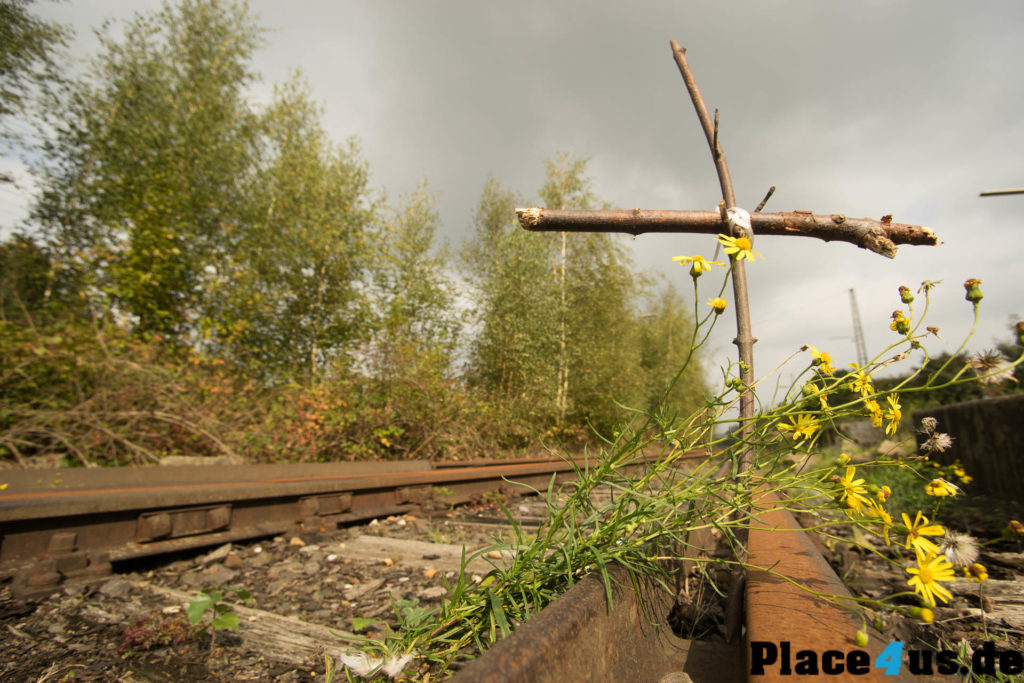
(670, 39, 755, 643)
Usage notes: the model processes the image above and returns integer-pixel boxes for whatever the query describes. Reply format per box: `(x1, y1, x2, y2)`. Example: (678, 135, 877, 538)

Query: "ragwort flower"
(866, 499, 893, 545)
(906, 548, 956, 606)
(777, 413, 818, 441)
(838, 466, 870, 512)
(865, 400, 884, 428)
(902, 511, 945, 556)
(890, 310, 910, 335)
(716, 233, 763, 262)
(925, 478, 959, 498)
(964, 563, 988, 582)
(707, 297, 728, 314)
(1004, 520, 1024, 539)
(884, 395, 901, 436)
(847, 363, 873, 397)
(806, 345, 835, 375)
(672, 254, 726, 278)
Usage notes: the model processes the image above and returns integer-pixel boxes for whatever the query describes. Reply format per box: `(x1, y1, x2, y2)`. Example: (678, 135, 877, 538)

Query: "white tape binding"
(726, 206, 752, 234)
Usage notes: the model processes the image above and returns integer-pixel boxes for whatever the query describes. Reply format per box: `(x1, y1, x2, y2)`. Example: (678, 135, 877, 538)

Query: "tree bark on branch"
(516, 208, 939, 259)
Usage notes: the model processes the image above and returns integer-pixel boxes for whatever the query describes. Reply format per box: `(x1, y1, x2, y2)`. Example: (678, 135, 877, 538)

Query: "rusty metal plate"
(452, 563, 742, 682)
(136, 504, 232, 543)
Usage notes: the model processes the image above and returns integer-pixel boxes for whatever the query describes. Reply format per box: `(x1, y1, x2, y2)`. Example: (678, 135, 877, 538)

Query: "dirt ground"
(0, 501, 533, 682)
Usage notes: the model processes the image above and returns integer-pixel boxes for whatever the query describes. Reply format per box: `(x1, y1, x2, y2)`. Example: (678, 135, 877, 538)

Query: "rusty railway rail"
(457, 492, 929, 683)
(0, 452, 686, 598)
(1, 454, 929, 681)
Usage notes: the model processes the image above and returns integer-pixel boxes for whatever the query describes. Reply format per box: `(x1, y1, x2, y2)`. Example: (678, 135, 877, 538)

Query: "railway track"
(0, 455, 954, 681)
(1, 455, 658, 597)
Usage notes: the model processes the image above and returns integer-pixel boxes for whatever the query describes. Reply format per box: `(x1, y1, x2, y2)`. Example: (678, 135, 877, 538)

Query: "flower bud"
(890, 310, 910, 335)
(908, 606, 934, 622)
(855, 629, 869, 647)
(837, 453, 851, 465)
(899, 285, 914, 304)
(1017, 321, 1024, 346)
(964, 563, 988, 582)
(964, 278, 983, 303)
(707, 297, 727, 315)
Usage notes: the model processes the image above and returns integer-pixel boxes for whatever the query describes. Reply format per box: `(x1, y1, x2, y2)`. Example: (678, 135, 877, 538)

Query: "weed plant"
(334, 255, 1023, 680)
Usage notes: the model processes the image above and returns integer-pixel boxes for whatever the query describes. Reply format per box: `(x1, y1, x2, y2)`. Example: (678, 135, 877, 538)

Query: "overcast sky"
(4, 0, 1022, 397)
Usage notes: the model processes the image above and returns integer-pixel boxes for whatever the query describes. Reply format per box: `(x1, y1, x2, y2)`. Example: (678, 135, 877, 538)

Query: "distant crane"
(849, 288, 868, 368)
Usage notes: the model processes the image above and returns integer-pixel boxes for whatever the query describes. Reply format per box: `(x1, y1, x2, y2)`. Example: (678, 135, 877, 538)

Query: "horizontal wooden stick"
(515, 208, 940, 259)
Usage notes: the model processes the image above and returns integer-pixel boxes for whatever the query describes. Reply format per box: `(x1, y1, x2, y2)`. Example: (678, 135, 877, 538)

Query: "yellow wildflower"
(847, 363, 873, 397)
(902, 511, 944, 555)
(866, 499, 893, 545)
(777, 413, 818, 441)
(884, 394, 901, 436)
(906, 549, 956, 605)
(907, 606, 934, 623)
(839, 466, 870, 512)
(865, 400, 884, 428)
(707, 297, 727, 314)
(673, 254, 726, 277)
(806, 346, 836, 375)
(964, 563, 988, 583)
(716, 233, 763, 262)
(877, 485, 891, 503)
(925, 478, 959, 498)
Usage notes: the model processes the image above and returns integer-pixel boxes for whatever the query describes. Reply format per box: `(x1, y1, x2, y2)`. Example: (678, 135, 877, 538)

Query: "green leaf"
(351, 616, 378, 631)
(186, 594, 215, 625)
(488, 589, 511, 638)
(211, 611, 240, 632)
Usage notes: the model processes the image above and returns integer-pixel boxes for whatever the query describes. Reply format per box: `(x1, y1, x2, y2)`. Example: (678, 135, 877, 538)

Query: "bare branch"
(516, 208, 939, 259)
(754, 186, 776, 213)
(671, 41, 736, 208)
(980, 188, 1024, 197)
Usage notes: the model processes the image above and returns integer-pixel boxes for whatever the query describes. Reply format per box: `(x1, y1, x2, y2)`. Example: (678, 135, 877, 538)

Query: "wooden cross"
(514, 40, 941, 642)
